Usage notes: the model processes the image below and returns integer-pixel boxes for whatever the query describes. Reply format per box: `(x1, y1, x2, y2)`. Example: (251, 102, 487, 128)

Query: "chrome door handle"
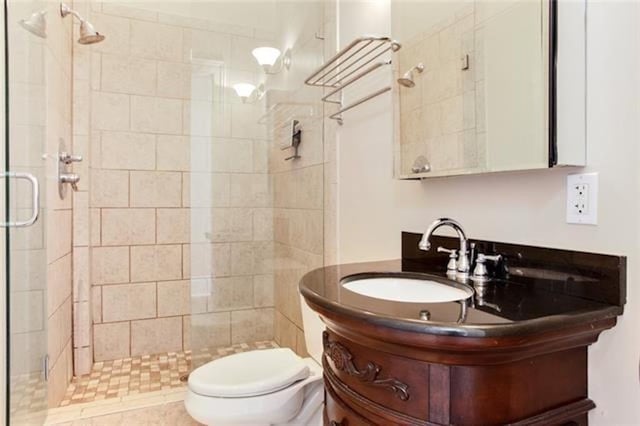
(1, 172, 40, 227)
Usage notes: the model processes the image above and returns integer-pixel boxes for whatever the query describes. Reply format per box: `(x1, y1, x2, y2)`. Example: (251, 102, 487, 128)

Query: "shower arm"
(60, 3, 85, 22)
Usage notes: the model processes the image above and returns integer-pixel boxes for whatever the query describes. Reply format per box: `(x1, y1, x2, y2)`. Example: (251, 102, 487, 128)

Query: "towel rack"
(305, 36, 401, 124)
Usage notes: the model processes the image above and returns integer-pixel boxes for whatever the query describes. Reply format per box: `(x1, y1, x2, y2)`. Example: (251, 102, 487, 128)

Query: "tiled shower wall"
(270, 1, 336, 355)
(72, 1, 276, 368)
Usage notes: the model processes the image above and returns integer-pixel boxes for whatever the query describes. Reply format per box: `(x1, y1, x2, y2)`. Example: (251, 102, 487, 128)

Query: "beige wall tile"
(94, 321, 130, 361)
(231, 308, 274, 344)
(89, 13, 131, 56)
(131, 316, 182, 356)
(92, 92, 130, 131)
(11, 290, 44, 334)
(74, 346, 93, 376)
(73, 300, 91, 347)
(47, 340, 73, 408)
(92, 286, 103, 324)
(90, 208, 101, 245)
(102, 282, 157, 322)
(183, 173, 231, 208)
(254, 274, 274, 307)
(183, 243, 231, 279)
(184, 312, 230, 351)
(47, 298, 72, 367)
(131, 95, 182, 135)
(209, 208, 253, 242)
(101, 131, 156, 170)
(92, 246, 130, 284)
(73, 246, 90, 302)
(230, 241, 274, 275)
(73, 192, 89, 246)
(157, 62, 191, 99)
(157, 280, 190, 317)
(157, 208, 189, 244)
(184, 29, 230, 63)
(101, 53, 157, 96)
(90, 169, 129, 207)
(130, 244, 182, 282)
(46, 209, 72, 264)
(131, 20, 183, 62)
(157, 135, 190, 171)
(48, 253, 72, 314)
(211, 138, 253, 173)
(130, 171, 182, 207)
(101, 208, 156, 246)
(207, 276, 253, 311)
(229, 173, 271, 207)
(253, 208, 273, 241)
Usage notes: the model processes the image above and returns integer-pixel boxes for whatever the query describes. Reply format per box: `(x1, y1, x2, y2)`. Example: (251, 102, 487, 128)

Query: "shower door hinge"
(43, 354, 50, 381)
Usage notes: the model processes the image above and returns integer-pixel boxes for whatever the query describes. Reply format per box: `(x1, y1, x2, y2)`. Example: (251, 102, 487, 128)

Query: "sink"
(342, 274, 473, 303)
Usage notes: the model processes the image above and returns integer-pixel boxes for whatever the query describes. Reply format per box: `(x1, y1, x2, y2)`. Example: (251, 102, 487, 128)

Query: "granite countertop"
(299, 259, 623, 338)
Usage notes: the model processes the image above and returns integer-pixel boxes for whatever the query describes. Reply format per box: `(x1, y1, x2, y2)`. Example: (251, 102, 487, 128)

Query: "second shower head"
(60, 3, 105, 45)
(398, 63, 424, 88)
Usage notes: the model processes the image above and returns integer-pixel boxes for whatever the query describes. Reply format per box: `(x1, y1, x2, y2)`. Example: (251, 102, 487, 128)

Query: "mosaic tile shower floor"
(60, 341, 279, 407)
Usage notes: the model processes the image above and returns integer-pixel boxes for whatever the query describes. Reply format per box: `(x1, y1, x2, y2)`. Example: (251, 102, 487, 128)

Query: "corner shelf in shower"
(305, 35, 401, 125)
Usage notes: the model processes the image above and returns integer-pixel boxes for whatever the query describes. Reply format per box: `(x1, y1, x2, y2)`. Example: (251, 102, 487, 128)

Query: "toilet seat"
(188, 348, 310, 398)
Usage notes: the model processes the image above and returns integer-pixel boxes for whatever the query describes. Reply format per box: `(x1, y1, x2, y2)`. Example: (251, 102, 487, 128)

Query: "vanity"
(300, 230, 625, 426)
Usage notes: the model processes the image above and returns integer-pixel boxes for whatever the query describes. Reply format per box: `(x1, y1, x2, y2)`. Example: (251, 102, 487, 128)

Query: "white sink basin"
(342, 276, 473, 303)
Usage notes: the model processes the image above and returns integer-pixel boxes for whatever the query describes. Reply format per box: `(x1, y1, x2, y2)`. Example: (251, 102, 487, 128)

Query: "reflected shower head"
(19, 10, 47, 38)
(398, 63, 424, 88)
(60, 3, 105, 45)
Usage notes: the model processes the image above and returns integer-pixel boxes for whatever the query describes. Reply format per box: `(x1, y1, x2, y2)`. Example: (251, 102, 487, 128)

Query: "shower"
(398, 63, 424, 88)
(60, 2, 105, 44)
(19, 10, 47, 38)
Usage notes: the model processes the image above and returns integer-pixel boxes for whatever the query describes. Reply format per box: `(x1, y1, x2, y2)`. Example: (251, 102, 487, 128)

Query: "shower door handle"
(1, 171, 40, 227)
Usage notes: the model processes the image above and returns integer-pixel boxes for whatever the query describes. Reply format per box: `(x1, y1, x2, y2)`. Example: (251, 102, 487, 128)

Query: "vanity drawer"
(324, 380, 371, 426)
(322, 330, 430, 421)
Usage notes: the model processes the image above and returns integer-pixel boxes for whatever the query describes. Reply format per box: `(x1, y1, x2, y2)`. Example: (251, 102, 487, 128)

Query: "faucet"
(418, 218, 470, 277)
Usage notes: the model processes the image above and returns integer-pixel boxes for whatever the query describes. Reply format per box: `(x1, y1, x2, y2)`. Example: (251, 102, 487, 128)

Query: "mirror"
(392, 0, 586, 179)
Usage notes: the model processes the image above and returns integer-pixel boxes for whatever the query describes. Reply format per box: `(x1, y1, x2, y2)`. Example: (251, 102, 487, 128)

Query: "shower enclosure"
(2, 0, 336, 423)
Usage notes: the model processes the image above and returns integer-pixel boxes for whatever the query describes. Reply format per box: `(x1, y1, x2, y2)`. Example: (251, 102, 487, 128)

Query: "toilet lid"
(188, 348, 311, 398)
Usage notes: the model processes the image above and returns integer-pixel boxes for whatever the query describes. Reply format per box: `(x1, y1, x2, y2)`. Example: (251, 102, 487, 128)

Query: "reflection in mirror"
(393, 0, 555, 178)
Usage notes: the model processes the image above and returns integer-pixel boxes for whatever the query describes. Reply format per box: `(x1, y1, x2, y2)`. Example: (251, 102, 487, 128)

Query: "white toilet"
(184, 297, 325, 425)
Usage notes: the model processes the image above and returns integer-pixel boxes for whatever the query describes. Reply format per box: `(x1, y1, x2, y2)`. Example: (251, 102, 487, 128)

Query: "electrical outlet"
(566, 173, 598, 225)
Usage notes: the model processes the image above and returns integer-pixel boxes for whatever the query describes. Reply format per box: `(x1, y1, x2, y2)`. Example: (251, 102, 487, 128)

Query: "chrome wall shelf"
(305, 36, 401, 124)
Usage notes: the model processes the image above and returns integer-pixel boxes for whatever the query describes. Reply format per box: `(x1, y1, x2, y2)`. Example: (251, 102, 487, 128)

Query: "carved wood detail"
(323, 331, 410, 401)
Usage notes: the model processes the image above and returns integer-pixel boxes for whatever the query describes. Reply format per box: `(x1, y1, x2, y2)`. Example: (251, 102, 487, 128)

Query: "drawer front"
(324, 382, 372, 426)
(322, 330, 430, 420)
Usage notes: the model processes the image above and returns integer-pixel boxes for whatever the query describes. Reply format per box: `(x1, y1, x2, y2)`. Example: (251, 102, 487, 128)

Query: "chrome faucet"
(419, 218, 470, 278)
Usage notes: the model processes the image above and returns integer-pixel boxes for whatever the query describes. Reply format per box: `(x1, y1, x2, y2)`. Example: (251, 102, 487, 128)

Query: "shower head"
(60, 3, 105, 45)
(19, 10, 47, 38)
(78, 20, 105, 44)
(397, 63, 424, 88)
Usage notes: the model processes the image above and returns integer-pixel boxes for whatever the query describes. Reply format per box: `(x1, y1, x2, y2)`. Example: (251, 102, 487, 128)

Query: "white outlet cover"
(566, 173, 598, 225)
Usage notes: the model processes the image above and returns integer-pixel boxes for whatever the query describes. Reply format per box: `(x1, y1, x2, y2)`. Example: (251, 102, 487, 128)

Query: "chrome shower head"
(19, 10, 47, 38)
(60, 3, 105, 45)
(398, 63, 424, 88)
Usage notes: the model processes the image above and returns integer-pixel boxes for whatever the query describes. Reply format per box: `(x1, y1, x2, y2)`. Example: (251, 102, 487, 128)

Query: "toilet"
(184, 297, 325, 425)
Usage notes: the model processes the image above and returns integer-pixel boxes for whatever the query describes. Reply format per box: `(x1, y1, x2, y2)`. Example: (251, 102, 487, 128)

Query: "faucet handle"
(472, 253, 502, 282)
(437, 247, 458, 273)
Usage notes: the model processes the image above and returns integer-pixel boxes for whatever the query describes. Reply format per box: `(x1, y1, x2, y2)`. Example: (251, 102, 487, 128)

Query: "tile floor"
(60, 341, 278, 406)
(12, 341, 278, 425)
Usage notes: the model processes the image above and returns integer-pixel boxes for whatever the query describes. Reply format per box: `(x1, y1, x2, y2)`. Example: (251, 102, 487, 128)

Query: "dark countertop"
(299, 260, 623, 338)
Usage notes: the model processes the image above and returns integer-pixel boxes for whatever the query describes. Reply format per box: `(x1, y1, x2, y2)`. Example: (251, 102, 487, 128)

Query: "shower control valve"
(59, 152, 83, 164)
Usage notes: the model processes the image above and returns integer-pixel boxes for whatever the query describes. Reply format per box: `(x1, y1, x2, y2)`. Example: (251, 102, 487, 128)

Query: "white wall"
(337, 0, 640, 424)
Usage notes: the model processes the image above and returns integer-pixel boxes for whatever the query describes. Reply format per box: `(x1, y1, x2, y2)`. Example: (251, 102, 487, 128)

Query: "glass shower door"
(4, 0, 49, 423)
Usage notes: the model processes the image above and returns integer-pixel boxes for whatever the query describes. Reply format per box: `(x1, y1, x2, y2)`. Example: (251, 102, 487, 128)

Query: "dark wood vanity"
(300, 233, 625, 426)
